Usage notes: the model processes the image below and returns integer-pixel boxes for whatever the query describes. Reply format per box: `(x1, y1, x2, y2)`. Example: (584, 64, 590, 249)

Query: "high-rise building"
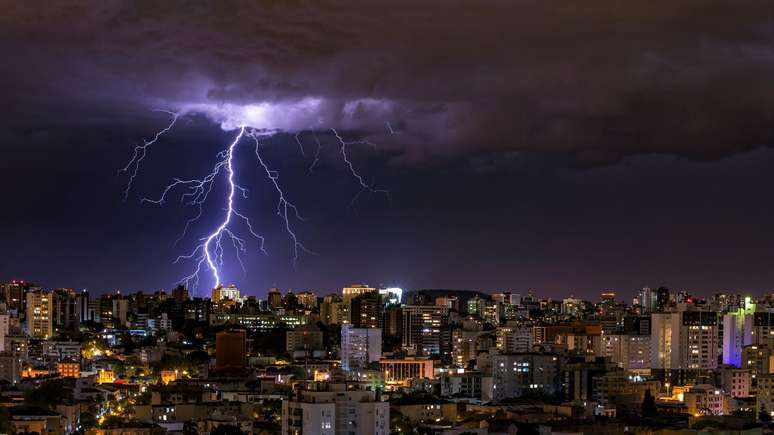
(383, 306, 403, 339)
(112, 299, 129, 328)
(483, 302, 502, 325)
(2, 335, 27, 383)
(99, 294, 116, 328)
(341, 325, 382, 372)
(212, 283, 240, 302)
(492, 292, 521, 306)
(741, 344, 774, 381)
(638, 287, 655, 314)
(0, 352, 16, 383)
(623, 315, 651, 335)
(0, 314, 8, 352)
(342, 284, 377, 303)
(215, 329, 247, 370)
(286, 324, 324, 354)
(378, 287, 403, 306)
(320, 295, 343, 325)
(402, 305, 450, 356)
(758, 374, 774, 419)
(656, 287, 671, 311)
(171, 285, 189, 303)
(75, 290, 92, 323)
(561, 297, 583, 317)
(651, 309, 719, 382)
(267, 287, 282, 309)
(723, 297, 757, 367)
(283, 289, 299, 310)
(351, 293, 382, 329)
(435, 296, 460, 312)
(492, 353, 562, 402)
(2, 281, 31, 315)
(26, 290, 53, 338)
(452, 328, 492, 367)
(183, 297, 211, 323)
(496, 326, 533, 354)
(87, 299, 101, 324)
(467, 296, 485, 318)
(601, 334, 651, 371)
(51, 288, 78, 333)
(600, 292, 616, 304)
(241, 296, 260, 314)
(554, 325, 603, 355)
(341, 284, 377, 325)
(282, 383, 389, 435)
(752, 311, 774, 344)
(296, 291, 318, 309)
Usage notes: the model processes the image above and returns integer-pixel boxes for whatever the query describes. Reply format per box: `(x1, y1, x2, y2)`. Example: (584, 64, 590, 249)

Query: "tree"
(642, 389, 657, 417)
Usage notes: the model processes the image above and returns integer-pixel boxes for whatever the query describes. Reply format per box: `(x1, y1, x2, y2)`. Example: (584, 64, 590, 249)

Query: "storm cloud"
(3, 0, 774, 164)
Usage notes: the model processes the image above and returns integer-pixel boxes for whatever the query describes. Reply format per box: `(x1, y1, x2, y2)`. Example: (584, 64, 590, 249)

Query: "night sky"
(3, 1, 774, 299)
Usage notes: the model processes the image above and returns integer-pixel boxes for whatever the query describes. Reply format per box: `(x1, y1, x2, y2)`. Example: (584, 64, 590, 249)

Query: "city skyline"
(3, 256, 774, 432)
(0, 278, 766, 306)
(5, 2, 774, 433)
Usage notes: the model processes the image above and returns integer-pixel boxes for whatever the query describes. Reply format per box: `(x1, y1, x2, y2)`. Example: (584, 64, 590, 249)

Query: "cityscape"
(5, 1, 774, 435)
(1, 282, 774, 434)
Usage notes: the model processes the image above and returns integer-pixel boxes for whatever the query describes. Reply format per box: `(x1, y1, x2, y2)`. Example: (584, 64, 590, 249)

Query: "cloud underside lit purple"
(3, 0, 774, 164)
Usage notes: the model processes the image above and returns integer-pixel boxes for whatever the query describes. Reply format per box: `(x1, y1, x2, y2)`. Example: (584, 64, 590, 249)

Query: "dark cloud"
(3, 0, 774, 163)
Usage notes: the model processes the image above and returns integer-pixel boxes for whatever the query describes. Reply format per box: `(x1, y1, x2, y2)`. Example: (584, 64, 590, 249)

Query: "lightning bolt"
(194, 126, 254, 288)
(120, 110, 178, 201)
(307, 130, 323, 176)
(141, 126, 267, 290)
(386, 121, 401, 135)
(331, 128, 391, 206)
(248, 130, 312, 266)
(123, 111, 389, 293)
(294, 132, 306, 157)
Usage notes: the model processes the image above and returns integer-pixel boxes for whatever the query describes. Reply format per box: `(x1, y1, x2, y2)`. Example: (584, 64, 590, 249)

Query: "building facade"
(26, 290, 53, 339)
(282, 384, 389, 435)
(341, 325, 381, 372)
